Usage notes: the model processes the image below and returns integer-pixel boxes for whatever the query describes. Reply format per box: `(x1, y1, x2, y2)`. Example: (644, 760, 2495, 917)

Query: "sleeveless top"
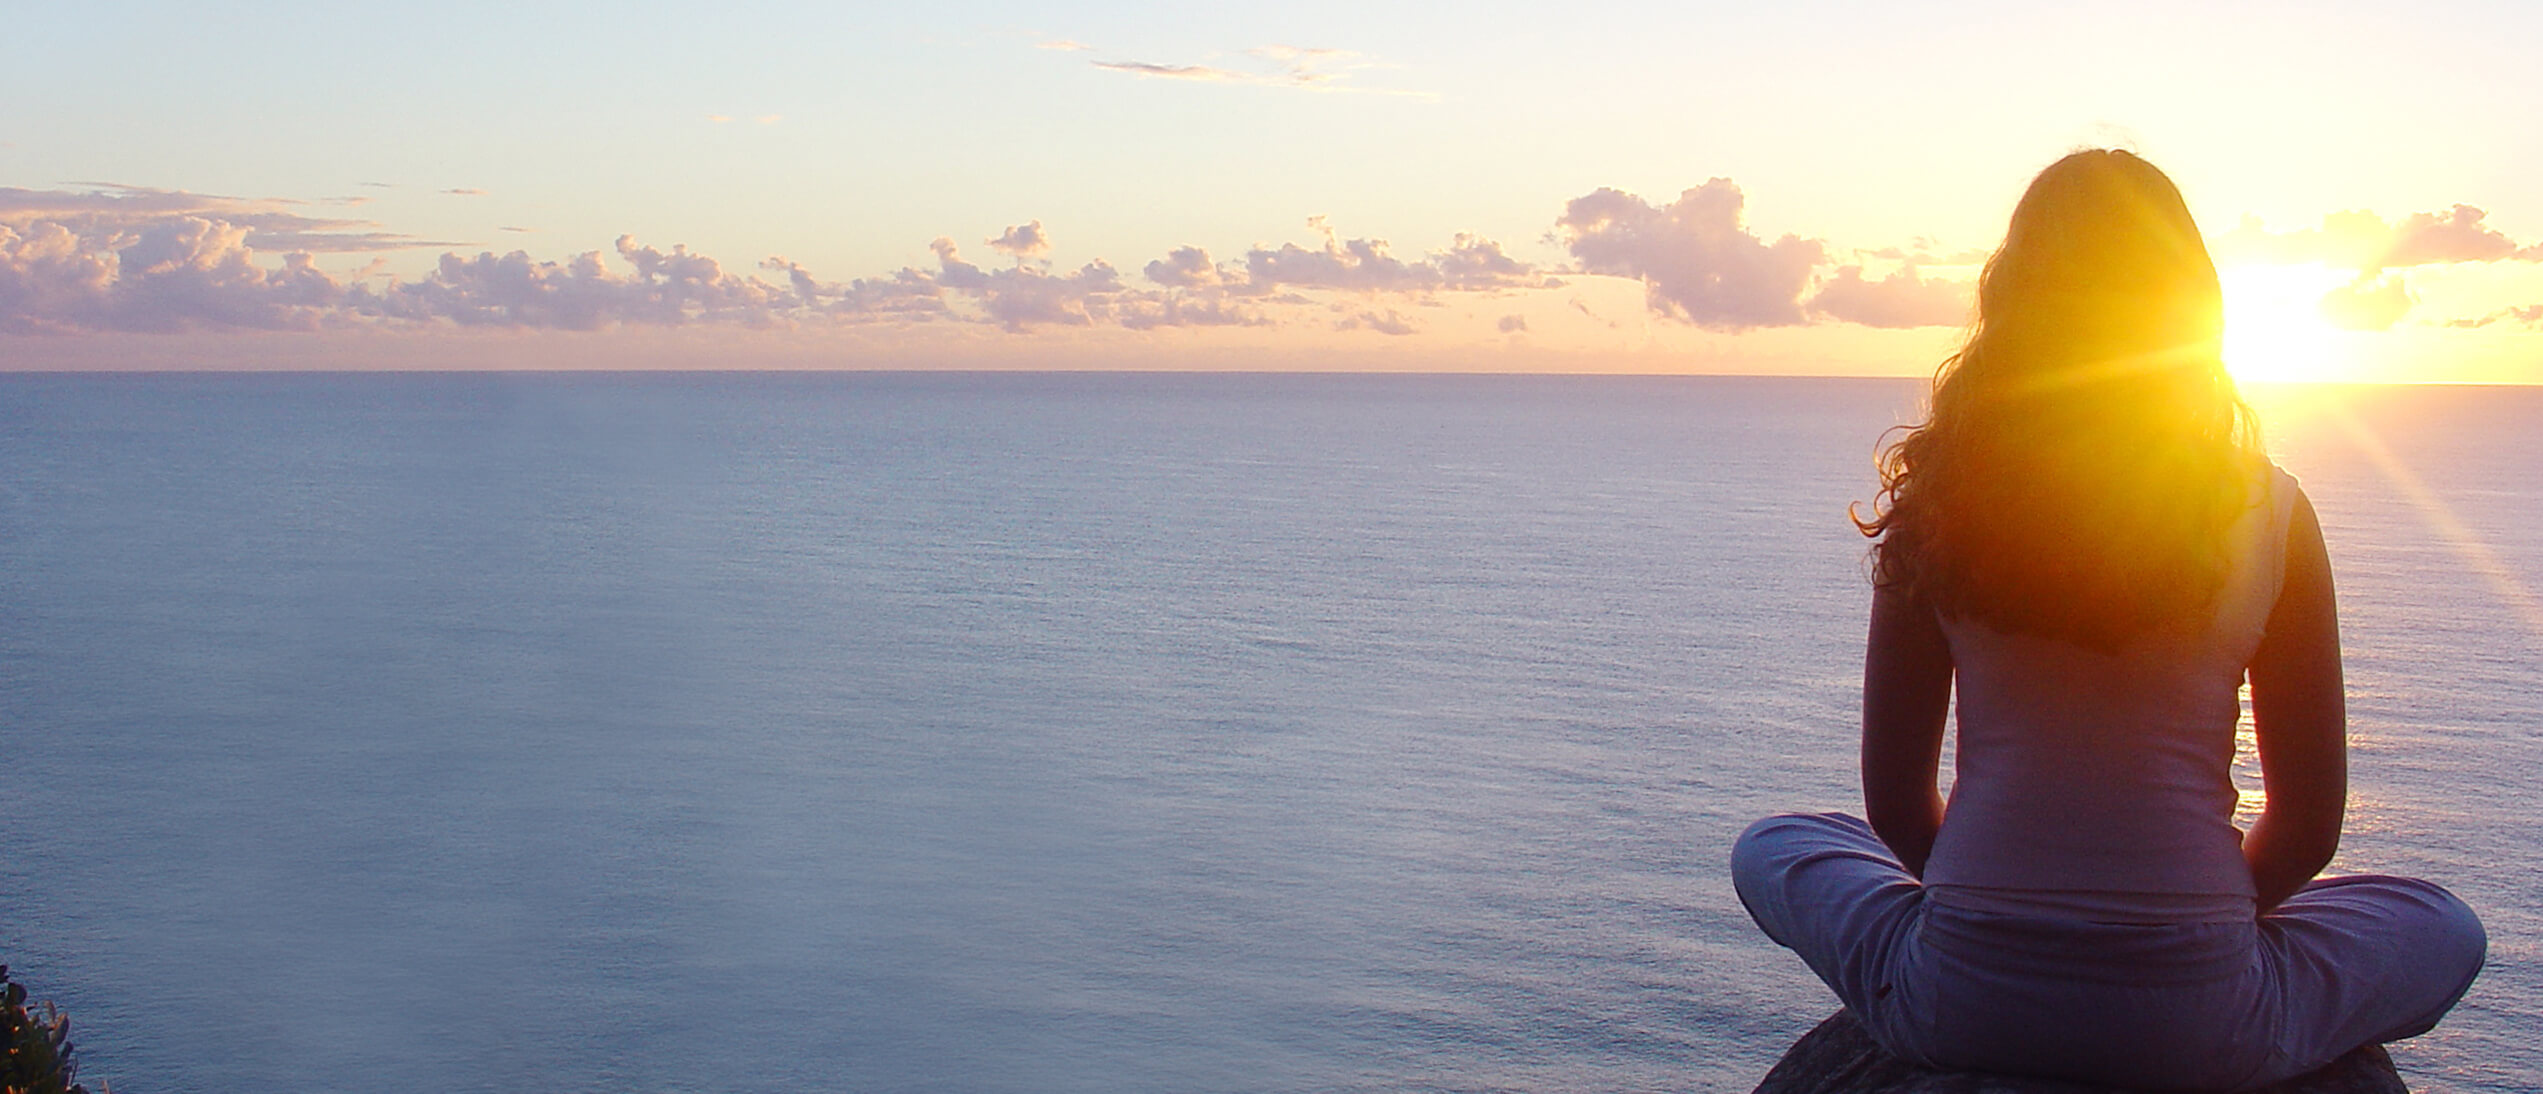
(1923, 458, 2302, 922)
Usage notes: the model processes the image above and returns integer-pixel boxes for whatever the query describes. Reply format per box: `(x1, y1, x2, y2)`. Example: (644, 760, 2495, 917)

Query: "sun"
(2220, 263, 2353, 384)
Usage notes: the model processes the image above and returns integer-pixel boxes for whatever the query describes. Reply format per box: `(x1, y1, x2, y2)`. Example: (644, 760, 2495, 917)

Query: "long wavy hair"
(1855, 149, 2260, 651)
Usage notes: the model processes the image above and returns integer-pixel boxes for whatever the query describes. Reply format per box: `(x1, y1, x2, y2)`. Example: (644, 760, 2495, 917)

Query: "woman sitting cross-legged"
(1732, 149, 2485, 1091)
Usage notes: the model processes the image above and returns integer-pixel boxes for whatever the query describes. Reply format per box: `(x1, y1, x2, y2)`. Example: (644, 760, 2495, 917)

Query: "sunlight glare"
(2323, 402, 2543, 648)
(2220, 263, 2351, 384)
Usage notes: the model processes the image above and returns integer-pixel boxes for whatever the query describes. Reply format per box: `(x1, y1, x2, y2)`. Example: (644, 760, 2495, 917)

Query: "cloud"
(1237, 218, 1542, 295)
(498, 226, 535, 233)
(242, 229, 462, 252)
(884, 222, 1504, 332)
(1087, 44, 1433, 98)
(0, 184, 463, 253)
(1336, 308, 1417, 335)
(1250, 45, 1347, 63)
(1246, 235, 1431, 292)
(1091, 60, 1243, 83)
(0, 216, 344, 333)
(371, 236, 792, 329)
(2385, 205, 2530, 265)
(1806, 264, 1972, 328)
(0, 221, 123, 332)
(1036, 39, 1093, 52)
(2215, 205, 2541, 271)
(2444, 304, 2543, 330)
(1117, 294, 1264, 330)
(36, 172, 2516, 344)
(6, 183, 256, 219)
(1431, 233, 1536, 289)
(1554, 180, 1825, 330)
(0, 200, 1217, 334)
(443, 188, 487, 196)
(1142, 245, 1227, 288)
(989, 221, 1050, 260)
(1858, 240, 1989, 265)
(2317, 274, 2414, 331)
(707, 114, 733, 123)
(829, 268, 949, 320)
(921, 236, 1123, 330)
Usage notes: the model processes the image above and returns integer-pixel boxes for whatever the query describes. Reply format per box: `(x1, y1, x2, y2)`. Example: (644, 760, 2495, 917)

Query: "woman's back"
(1923, 460, 2297, 913)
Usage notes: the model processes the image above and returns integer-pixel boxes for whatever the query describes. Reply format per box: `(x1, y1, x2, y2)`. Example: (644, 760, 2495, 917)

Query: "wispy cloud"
(1, 184, 465, 253)
(1090, 60, 1243, 82)
(443, 188, 487, 196)
(1034, 38, 1093, 52)
(2444, 303, 2543, 330)
(1335, 308, 1418, 335)
(1085, 43, 1435, 99)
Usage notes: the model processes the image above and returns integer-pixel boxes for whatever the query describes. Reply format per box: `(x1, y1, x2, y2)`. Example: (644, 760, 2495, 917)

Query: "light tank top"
(1922, 458, 2302, 922)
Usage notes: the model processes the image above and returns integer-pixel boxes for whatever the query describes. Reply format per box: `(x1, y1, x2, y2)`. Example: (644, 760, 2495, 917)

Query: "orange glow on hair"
(1857, 150, 2261, 651)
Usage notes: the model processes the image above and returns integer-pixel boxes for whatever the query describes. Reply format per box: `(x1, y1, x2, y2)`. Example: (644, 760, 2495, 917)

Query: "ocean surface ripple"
(1, 372, 2535, 1093)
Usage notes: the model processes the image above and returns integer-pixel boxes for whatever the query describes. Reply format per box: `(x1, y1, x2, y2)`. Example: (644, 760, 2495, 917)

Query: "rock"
(1751, 1010, 2407, 1094)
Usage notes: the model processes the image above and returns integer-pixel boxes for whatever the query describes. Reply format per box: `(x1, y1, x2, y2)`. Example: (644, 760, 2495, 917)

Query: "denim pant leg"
(1731, 812, 1934, 1061)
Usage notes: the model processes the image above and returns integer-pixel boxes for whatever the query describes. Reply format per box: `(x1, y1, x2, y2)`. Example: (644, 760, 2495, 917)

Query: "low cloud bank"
(10, 181, 2533, 339)
(0, 197, 1547, 335)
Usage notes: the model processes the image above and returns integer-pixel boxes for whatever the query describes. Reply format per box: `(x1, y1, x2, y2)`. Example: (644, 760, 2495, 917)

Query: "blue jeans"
(1731, 812, 2485, 1090)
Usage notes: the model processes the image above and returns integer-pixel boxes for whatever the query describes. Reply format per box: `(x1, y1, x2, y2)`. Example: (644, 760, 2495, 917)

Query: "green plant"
(1, 965, 91, 1094)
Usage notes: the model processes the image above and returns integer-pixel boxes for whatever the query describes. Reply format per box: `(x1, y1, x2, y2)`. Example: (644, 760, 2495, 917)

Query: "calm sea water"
(1, 372, 2537, 1094)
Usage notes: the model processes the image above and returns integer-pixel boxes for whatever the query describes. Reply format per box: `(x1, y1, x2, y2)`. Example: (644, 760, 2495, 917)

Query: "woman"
(1731, 150, 2484, 1090)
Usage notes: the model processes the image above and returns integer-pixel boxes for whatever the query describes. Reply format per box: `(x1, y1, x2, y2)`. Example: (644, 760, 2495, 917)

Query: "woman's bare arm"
(2244, 490, 2348, 912)
(1862, 581, 1954, 877)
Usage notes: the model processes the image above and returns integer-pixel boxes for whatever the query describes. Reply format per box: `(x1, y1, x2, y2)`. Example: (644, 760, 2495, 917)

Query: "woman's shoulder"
(2243, 450, 2296, 487)
(2241, 452, 2305, 521)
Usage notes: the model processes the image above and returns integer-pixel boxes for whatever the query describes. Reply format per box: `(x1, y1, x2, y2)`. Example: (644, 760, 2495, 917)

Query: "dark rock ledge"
(1752, 1010, 2406, 1094)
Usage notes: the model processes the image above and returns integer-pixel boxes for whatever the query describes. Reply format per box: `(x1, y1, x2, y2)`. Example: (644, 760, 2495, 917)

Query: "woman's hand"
(1862, 580, 1954, 877)
(2245, 489, 2348, 912)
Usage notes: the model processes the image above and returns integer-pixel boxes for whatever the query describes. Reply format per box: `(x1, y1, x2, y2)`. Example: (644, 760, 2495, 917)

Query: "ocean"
(1, 371, 2536, 1093)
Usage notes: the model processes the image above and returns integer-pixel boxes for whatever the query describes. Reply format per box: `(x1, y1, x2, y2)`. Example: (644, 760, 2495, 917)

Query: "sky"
(5, 0, 2542, 380)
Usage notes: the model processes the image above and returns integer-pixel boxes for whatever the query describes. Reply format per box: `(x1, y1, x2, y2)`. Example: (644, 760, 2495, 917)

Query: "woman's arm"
(2244, 489, 2348, 913)
(1862, 580, 1954, 877)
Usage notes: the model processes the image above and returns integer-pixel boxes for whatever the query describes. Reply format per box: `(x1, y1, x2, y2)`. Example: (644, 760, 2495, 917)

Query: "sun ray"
(2322, 400, 2543, 649)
